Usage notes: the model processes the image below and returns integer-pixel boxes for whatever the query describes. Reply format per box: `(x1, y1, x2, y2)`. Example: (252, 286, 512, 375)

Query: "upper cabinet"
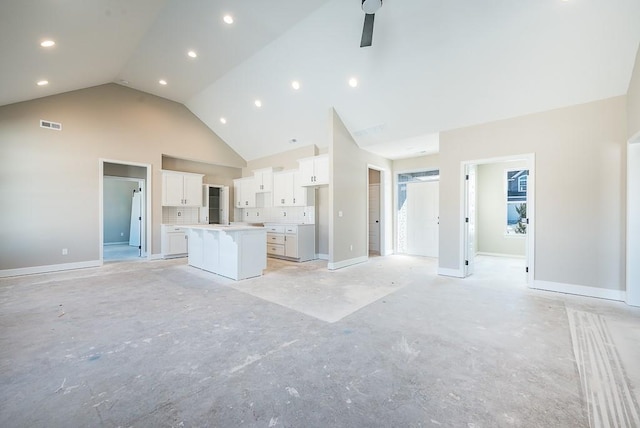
(253, 167, 278, 193)
(162, 171, 203, 207)
(273, 170, 315, 207)
(233, 177, 256, 208)
(298, 154, 329, 186)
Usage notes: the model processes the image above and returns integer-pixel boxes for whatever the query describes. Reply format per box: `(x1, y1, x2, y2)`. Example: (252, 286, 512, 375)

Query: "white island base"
(182, 225, 267, 280)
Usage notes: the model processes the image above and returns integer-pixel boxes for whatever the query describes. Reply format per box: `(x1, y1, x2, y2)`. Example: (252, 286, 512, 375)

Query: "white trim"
(149, 253, 164, 261)
(476, 252, 526, 259)
(316, 253, 329, 260)
(437, 267, 464, 278)
(328, 255, 368, 270)
(629, 130, 640, 145)
(532, 280, 625, 302)
(0, 260, 102, 278)
(104, 241, 129, 246)
(99, 159, 152, 263)
(459, 153, 535, 285)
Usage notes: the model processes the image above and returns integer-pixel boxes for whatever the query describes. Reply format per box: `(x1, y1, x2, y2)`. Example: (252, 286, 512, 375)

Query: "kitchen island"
(180, 224, 267, 280)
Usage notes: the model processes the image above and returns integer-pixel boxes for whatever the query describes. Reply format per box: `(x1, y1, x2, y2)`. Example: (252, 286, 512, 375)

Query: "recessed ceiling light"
(348, 77, 358, 88)
(223, 15, 234, 24)
(40, 40, 55, 48)
(187, 50, 197, 58)
(159, 79, 167, 85)
(291, 80, 300, 90)
(37, 80, 49, 86)
(220, 117, 227, 124)
(254, 99, 262, 108)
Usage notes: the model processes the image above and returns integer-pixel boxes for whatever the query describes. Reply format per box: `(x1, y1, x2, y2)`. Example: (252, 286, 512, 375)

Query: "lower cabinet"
(161, 225, 188, 258)
(265, 223, 315, 262)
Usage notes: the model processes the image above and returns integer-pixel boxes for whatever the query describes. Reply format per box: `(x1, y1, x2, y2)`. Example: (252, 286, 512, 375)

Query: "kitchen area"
(161, 153, 328, 280)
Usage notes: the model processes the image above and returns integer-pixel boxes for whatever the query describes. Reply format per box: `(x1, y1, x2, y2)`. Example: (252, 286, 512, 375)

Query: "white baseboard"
(328, 255, 368, 270)
(0, 260, 102, 278)
(316, 253, 329, 260)
(532, 280, 626, 302)
(104, 241, 129, 246)
(149, 254, 164, 260)
(438, 267, 465, 278)
(476, 252, 526, 259)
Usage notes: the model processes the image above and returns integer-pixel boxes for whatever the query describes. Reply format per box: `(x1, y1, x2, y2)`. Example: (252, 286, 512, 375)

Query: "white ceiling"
(1, 0, 639, 161)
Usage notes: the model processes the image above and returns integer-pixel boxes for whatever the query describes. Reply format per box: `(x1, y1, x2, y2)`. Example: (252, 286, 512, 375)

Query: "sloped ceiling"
(1, 0, 639, 160)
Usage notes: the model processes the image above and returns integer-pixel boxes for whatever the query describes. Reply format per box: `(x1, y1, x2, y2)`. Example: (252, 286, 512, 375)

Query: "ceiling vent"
(40, 119, 62, 131)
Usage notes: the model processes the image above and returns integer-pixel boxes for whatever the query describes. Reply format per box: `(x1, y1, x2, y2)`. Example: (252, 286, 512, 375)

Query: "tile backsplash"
(237, 206, 315, 224)
(163, 206, 200, 224)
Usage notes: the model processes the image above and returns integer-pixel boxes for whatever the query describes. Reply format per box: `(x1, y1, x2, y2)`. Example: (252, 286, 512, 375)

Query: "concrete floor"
(1, 255, 639, 427)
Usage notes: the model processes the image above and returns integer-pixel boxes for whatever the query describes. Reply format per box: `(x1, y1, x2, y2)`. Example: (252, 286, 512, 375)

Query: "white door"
(406, 181, 439, 257)
(464, 165, 477, 276)
(369, 184, 380, 253)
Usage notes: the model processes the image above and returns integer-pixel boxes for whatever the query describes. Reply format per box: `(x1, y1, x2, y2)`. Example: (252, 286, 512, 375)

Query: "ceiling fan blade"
(360, 13, 375, 47)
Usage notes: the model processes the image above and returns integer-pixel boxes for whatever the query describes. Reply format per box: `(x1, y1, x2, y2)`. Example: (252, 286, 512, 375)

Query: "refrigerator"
(200, 185, 229, 225)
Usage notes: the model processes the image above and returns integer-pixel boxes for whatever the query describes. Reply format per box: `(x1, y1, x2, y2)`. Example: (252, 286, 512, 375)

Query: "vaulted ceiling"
(1, 0, 639, 160)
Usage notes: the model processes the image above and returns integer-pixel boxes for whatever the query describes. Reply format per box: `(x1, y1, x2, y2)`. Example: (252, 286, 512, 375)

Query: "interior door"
(464, 165, 477, 276)
(368, 184, 380, 253)
(406, 181, 439, 257)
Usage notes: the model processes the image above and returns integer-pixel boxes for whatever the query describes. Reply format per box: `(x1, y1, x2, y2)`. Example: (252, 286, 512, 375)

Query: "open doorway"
(368, 169, 381, 256)
(103, 177, 144, 261)
(396, 170, 440, 258)
(462, 155, 535, 285)
(99, 160, 151, 263)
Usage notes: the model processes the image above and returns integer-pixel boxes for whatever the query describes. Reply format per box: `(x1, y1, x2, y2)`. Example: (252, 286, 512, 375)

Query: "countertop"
(177, 224, 266, 232)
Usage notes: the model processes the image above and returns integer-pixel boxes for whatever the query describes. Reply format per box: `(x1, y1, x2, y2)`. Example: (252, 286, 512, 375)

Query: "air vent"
(40, 120, 62, 131)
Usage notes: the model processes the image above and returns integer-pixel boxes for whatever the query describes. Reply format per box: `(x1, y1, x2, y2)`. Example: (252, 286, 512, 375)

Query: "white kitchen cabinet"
(265, 223, 315, 262)
(253, 167, 277, 193)
(162, 171, 203, 206)
(298, 154, 329, 186)
(161, 225, 188, 258)
(273, 170, 314, 207)
(233, 177, 256, 208)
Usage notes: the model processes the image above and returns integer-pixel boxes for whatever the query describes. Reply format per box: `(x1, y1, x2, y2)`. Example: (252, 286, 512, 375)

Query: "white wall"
(477, 161, 527, 257)
(439, 96, 627, 292)
(330, 109, 393, 268)
(627, 44, 640, 139)
(0, 83, 246, 272)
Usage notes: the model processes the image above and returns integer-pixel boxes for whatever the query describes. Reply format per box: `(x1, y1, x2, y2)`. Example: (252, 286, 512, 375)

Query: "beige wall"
(477, 161, 527, 257)
(628, 44, 640, 139)
(0, 83, 246, 271)
(393, 154, 440, 172)
(330, 109, 393, 266)
(243, 145, 318, 176)
(439, 96, 627, 291)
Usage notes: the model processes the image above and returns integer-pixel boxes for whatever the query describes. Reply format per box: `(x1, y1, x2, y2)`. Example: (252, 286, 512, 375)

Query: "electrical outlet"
(62, 248, 68, 255)
(120, 232, 124, 236)
(338, 211, 343, 217)
(350, 244, 353, 251)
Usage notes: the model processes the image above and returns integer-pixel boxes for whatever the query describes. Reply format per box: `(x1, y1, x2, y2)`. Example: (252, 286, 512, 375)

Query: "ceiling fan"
(360, 0, 382, 48)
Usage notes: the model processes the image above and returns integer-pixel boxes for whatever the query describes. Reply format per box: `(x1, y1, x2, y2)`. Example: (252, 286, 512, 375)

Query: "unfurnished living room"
(1, 1, 640, 427)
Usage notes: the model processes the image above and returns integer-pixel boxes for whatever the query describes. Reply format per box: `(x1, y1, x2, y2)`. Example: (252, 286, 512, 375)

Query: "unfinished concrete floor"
(1, 255, 639, 427)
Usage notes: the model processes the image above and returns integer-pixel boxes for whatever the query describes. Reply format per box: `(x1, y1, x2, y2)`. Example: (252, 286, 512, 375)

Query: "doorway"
(396, 170, 440, 257)
(462, 154, 535, 285)
(99, 160, 151, 263)
(368, 169, 381, 255)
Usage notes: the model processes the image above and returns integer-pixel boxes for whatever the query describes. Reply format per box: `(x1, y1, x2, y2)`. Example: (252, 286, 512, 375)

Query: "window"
(506, 169, 528, 235)
(518, 175, 527, 192)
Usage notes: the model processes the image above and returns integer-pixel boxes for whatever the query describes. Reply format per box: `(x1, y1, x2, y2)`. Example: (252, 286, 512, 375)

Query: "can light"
(37, 80, 49, 86)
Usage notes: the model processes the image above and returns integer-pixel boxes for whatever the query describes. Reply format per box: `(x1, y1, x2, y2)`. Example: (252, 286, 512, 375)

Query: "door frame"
(99, 159, 152, 263)
(460, 153, 535, 285)
(366, 164, 389, 256)
(627, 131, 640, 306)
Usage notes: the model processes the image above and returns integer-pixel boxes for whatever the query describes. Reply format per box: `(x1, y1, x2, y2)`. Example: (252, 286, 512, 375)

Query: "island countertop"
(177, 224, 265, 232)
(180, 224, 267, 280)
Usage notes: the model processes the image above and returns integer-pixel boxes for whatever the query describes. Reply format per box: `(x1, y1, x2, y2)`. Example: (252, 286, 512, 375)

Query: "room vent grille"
(40, 120, 62, 131)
